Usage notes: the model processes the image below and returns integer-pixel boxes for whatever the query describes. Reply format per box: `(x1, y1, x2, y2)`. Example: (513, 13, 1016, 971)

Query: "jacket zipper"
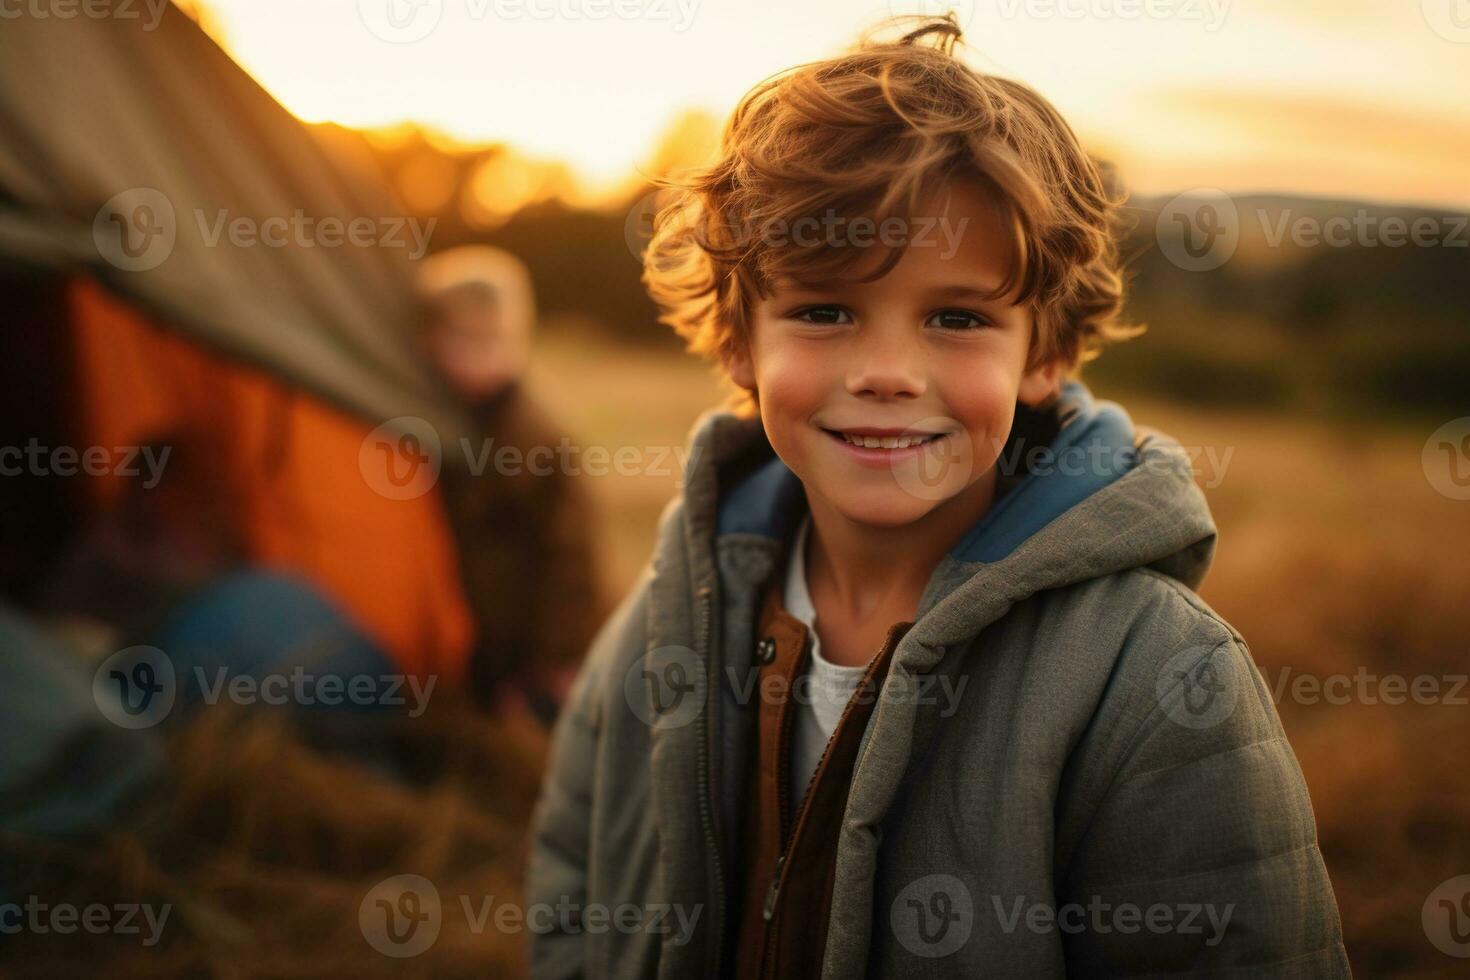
(694, 582, 726, 978)
(776, 630, 809, 840)
(760, 623, 911, 932)
(762, 629, 809, 924)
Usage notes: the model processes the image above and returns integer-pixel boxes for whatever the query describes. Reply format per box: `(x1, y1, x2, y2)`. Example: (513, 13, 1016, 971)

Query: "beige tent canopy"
(0, 1, 470, 443)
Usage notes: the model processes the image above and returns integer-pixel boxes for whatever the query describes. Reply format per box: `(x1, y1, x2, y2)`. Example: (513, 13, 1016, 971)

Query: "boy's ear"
(1017, 355, 1065, 408)
(725, 341, 756, 392)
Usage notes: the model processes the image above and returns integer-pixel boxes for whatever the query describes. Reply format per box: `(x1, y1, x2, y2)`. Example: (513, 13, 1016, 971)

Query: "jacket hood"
(681, 380, 1217, 653)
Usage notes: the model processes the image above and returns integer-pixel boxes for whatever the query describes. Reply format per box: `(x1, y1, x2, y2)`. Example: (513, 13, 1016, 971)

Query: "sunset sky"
(186, 0, 1470, 210)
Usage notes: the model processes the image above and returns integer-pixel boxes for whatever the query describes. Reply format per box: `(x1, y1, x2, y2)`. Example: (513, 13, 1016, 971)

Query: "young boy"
(528, 17, 1348, 979)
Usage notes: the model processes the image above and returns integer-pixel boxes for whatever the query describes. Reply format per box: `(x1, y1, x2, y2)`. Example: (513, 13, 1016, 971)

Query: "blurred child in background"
(418, 246, 606, 724)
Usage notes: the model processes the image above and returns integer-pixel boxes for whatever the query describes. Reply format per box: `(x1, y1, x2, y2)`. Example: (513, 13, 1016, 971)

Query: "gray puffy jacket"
(527, 383, 1350, 979)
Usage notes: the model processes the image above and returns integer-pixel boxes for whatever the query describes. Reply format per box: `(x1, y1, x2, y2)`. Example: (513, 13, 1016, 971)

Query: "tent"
(0, 2, 479, 679)
(0, 1, 469, 441)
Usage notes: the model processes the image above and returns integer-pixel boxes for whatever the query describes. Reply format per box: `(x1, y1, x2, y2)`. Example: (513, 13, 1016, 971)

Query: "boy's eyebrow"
(926, 283, 1006, 303)
(770, 281, 1005, 300)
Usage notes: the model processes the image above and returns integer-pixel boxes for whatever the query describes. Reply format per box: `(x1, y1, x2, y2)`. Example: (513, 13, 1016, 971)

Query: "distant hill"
(1096, 193, 1469, 418)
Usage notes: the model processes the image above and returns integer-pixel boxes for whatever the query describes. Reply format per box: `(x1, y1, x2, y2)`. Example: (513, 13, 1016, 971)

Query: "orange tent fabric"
(65, 278, 474, 680)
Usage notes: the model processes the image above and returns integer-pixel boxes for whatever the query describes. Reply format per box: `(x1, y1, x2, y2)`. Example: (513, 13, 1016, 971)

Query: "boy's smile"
(729, 176, 1064, 532)
(817, 424, 947, 467)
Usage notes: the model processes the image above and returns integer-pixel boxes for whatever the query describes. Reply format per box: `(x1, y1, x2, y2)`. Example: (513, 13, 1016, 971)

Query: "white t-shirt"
(784, 514, 871, 807)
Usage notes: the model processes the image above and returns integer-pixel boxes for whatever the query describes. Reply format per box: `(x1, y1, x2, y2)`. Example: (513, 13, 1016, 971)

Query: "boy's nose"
(845, 335, 927, 401)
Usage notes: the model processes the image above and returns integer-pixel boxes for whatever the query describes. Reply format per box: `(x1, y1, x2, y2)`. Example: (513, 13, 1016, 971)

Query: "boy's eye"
(790, 305, 852, 326)
(927, 309, 990, 331)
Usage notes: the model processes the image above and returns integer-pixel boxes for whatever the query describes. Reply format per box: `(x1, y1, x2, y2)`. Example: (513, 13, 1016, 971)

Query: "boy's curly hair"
(642, 15, 1142, 416)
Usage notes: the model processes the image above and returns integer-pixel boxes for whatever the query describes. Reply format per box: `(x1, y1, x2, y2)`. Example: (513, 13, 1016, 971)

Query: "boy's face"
(729, 177, 1063, 529)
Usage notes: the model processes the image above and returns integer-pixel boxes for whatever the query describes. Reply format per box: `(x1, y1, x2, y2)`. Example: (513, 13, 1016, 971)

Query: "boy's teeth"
(841, 432, 932, 449)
